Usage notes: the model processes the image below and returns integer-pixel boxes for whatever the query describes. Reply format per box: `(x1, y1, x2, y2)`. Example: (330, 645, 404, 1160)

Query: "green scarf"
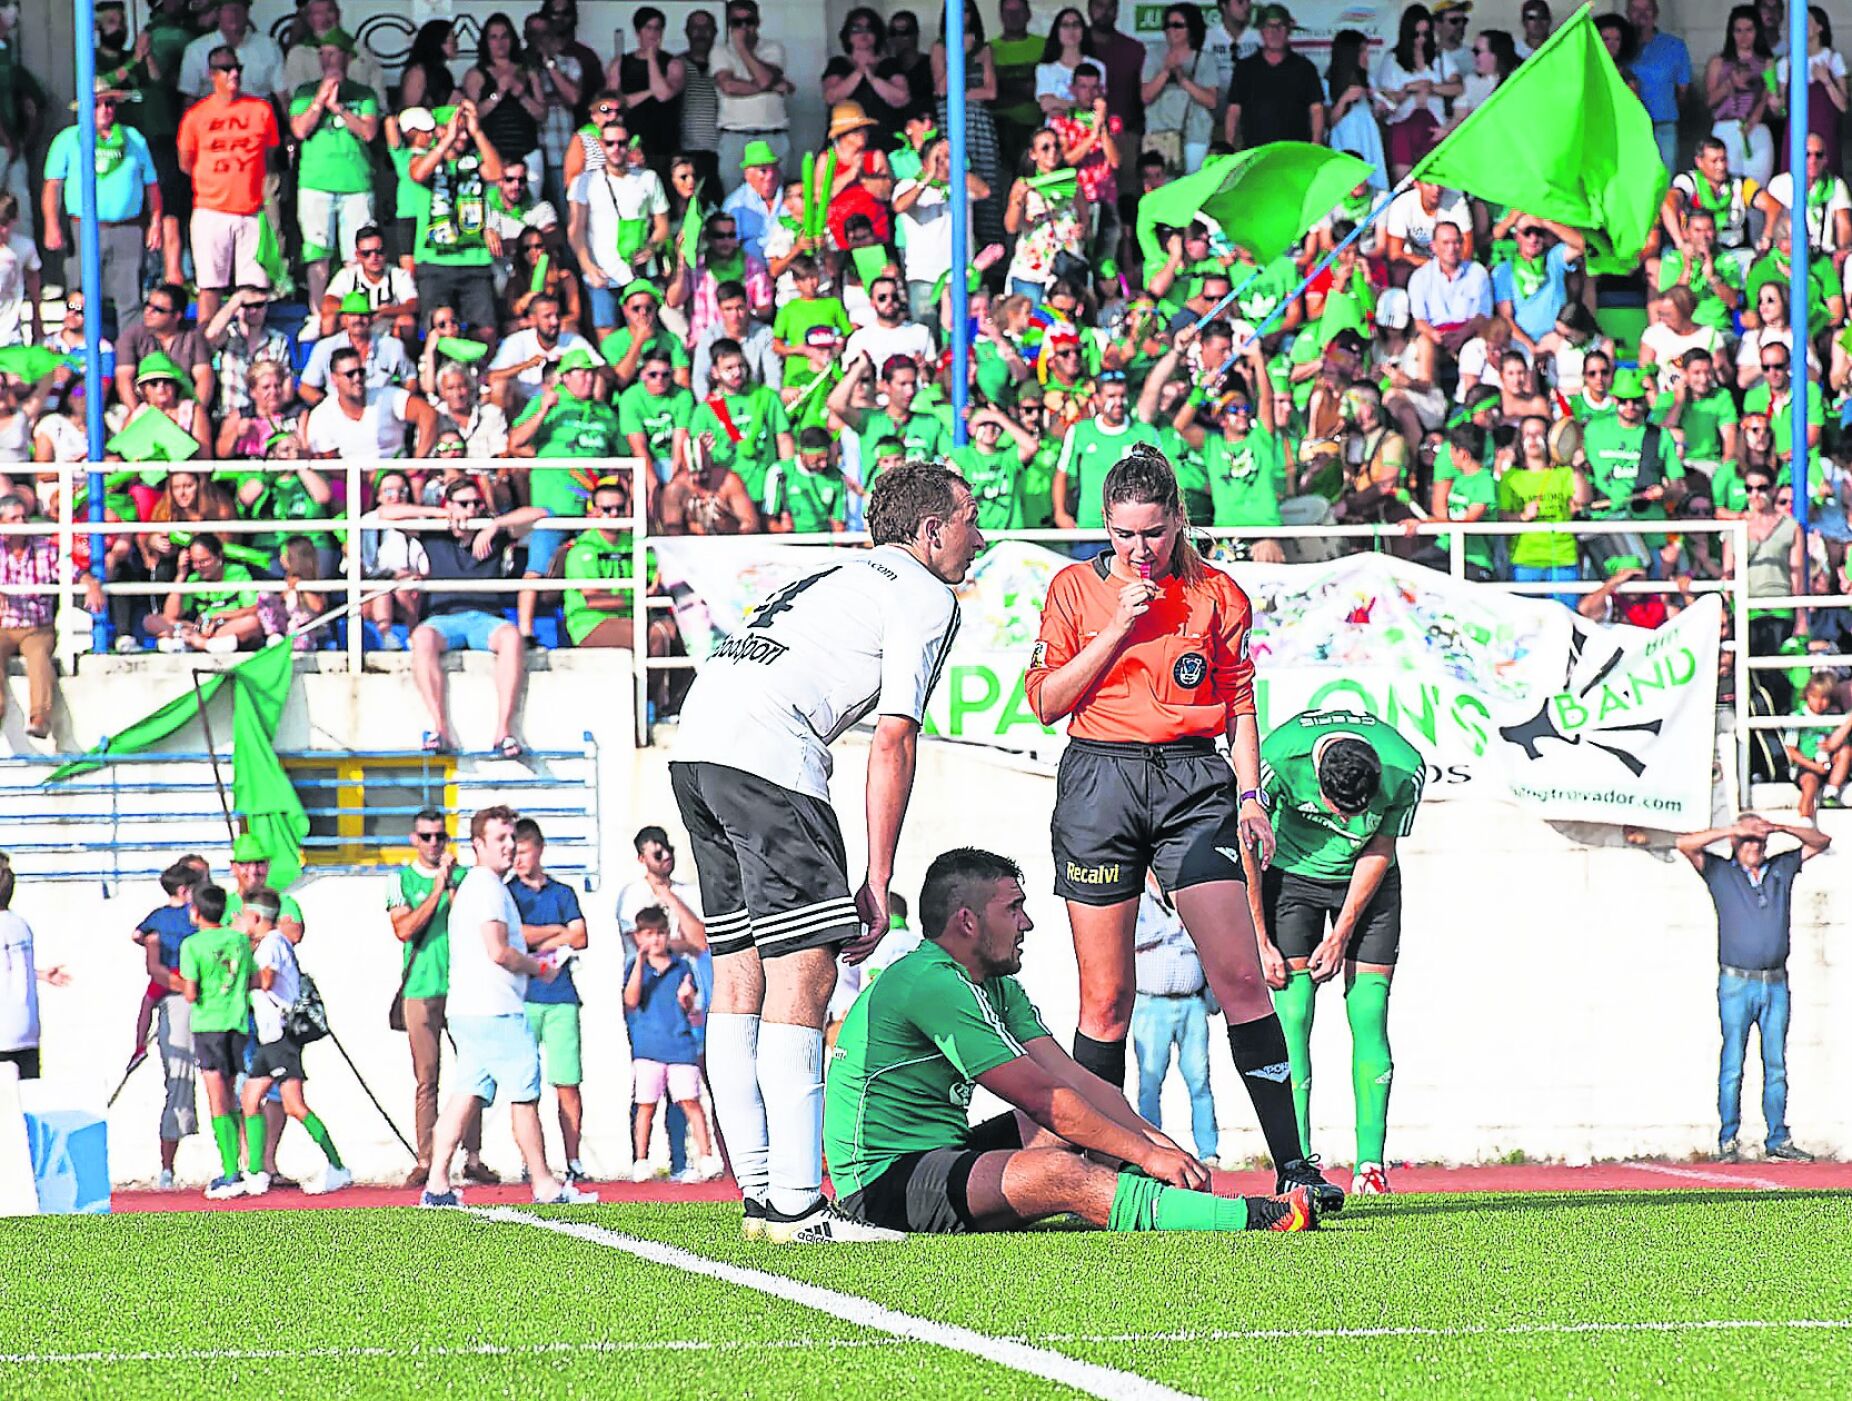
(1510, 252, 1547, 301)
(94, 122, 127, 179)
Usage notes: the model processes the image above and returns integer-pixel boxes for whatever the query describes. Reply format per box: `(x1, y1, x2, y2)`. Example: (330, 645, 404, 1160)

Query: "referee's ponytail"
(1101, 441, 1208, 584)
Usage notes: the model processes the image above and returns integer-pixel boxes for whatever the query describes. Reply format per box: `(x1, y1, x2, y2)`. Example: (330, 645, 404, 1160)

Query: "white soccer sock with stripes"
(705, 1012, 769, 1202)
(758, 1020, 825, 1218)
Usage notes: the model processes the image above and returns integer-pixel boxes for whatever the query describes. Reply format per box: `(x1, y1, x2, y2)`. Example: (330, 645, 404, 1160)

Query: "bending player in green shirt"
(823, 849, 1318, 1235)
(1257, 710, 1426, 1197)
(178, 883, 257, 1200)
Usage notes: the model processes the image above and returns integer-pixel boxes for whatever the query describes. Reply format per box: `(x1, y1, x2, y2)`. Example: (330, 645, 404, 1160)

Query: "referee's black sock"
(1228, 1013, 1307, 1169)
(1072, 1032, 1127, 1094)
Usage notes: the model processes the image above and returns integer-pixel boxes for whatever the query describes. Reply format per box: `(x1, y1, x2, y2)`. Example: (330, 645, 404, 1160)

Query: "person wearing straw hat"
(41, 77, 160, 330)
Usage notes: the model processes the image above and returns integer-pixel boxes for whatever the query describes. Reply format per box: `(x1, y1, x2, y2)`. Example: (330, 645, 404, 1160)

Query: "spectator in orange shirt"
(177, 45, 283, 330)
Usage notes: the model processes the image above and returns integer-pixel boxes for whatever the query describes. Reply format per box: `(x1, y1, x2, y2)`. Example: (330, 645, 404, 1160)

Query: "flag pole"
(73, 0, 108, 647)
(189, 669, 239, 846)
(1786, 0, 1813, 573)
(1188, 262, 1267, 334)
(947, 0, 970, 447)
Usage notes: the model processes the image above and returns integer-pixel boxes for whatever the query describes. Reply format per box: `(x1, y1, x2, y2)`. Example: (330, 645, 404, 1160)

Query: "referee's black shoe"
(1276, 1156, 1346, 1215)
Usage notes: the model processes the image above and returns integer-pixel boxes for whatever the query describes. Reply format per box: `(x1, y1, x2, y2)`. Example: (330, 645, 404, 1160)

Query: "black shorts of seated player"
(837, 1113, 1026, 1234)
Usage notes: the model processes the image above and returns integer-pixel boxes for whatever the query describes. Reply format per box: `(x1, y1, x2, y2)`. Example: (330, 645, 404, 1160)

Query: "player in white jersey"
(671, 463, 983, 1243)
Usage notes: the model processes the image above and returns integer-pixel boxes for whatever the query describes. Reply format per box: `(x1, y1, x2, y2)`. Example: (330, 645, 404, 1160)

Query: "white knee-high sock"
(704, 1012, 768, 1201)
(757, 1020, 825, 1217)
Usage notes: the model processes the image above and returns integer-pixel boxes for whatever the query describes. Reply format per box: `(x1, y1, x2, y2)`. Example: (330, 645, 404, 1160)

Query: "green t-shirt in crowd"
(1259, 709, 1427, 883)
(414, 154, 492, 267)
(1057, 417, 1160, 528)
(1230, 256, 1302, 327)
(514, 389, 624, 515)
(1655, 251, 1746, 335)
(988, 35, 1046, 128)
(1021, 438, 1060, 529)
(1580, 414, 1685, 520)
(561, 530, 635, 644)
(823, 938, 1049, 1196)
(600, 325, 691, 372)
(1653, 385, 1739, 466)
(178, 924, 256, 1035)
(1441, 465, 1500, 572)
(1743, 379, 1826, 457)
(764, 458, 851, 532)
(1709, 460, 1750, 514)
(184, 562, 259, 618)
(1153, 424, 1213, 527)
(1497, 463, 1582, 568)
(857, 408, 951, 483)
(390, 145, 432, 220)
(386, 863, 463, 1000)
(223, 890, 306, 930)
(690, 386, 791, 502)
(616, 381, 694, 463)
(771, 296, 853, 389)
(1569, 391, 1619, 424)
(290, 81, 380, 195)
(948, 443, 1025, 530)
(1201, 426, 1285, 527)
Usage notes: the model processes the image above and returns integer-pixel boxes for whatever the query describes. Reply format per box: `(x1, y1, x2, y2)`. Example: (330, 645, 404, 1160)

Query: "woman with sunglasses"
(1373, 5, 1460, 180)
(1004, 127, 1087, 300)
(562, 90, 625, 189)
(1723, 462, 1809, 694)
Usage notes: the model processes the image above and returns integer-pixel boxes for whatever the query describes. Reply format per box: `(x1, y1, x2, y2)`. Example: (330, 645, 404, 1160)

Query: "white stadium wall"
(14, 653, 1849, 1186)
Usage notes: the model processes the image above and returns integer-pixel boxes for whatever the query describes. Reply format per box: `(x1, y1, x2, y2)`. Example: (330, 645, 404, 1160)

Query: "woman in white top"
(1373, 4, 1460, 180)
(1140, 4, 1217, 175)
(1451, 28, 1518, 128)
(1035, 7, 1089, 118)
(892, 136, 990, 323)
(1638, 286, 1723, 395)
(1772, 6, 1849, 174)
(1323, 30, 1388, 192)
(1737, 281, 1822, 390)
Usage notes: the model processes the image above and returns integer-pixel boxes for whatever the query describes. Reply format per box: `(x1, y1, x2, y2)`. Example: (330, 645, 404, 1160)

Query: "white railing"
(20, 465, 1852, 783)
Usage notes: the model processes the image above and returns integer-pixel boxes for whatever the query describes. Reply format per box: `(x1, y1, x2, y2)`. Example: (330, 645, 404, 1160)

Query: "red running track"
(109, 1160, 1852, 1214)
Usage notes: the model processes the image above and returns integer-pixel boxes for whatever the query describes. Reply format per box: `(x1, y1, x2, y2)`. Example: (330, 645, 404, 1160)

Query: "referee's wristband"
(1238, 788, 1269, 810)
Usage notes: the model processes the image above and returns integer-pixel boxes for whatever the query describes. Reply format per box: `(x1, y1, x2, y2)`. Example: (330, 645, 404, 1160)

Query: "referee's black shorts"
(1263, 865, 1404, 966)
(1052, 738, 1246, 905)
(668, 760, 860, 960)
(837, 1113, 1025, 1234)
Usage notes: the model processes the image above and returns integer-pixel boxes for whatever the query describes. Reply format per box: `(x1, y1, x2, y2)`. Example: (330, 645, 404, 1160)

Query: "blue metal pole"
(947, 0, 969, 447)
(74, 0, 108, 627)
(1787, 0, 1811, 540)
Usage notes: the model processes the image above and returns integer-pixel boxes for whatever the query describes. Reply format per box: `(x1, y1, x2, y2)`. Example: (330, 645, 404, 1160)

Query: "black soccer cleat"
(1276, 1155, 1346, 1215)
(1245, 1186, 1318, 1232)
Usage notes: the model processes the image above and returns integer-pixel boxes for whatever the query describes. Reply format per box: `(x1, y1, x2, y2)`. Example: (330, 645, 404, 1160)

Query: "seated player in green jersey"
(1256, 710, 1427, 1198)
(823, 848, 1319, 1235)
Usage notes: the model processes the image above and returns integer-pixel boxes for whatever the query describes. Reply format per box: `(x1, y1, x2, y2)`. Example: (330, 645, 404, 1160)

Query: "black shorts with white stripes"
(669, 760, 861, 959)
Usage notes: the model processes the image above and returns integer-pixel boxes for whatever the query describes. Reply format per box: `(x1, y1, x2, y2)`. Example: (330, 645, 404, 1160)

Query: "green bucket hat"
(230, 832, 269, 863)
(1610, 367, 1649, 401)
(558, 346, 605, 374)
(134, 351, 193, 399)
(739, 139, 780, 171)
(619, 280, 662, 305)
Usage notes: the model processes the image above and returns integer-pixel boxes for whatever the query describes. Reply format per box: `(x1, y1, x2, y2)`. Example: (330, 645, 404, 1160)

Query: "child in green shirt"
(178, 883, 257, 1200)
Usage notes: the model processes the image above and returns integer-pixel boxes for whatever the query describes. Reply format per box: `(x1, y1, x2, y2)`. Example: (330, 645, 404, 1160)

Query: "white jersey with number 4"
(675, 545, 959, 801)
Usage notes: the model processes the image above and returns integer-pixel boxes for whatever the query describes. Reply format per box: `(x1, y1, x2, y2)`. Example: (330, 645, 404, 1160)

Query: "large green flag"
(1135, 143, 1373, 273)
(1411, 3, 1666, 273)
(48, 643, 309, 888)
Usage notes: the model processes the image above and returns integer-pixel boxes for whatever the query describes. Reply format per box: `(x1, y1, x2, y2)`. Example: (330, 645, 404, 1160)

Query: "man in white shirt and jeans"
(419, 805, 597, 1207)
(1, 856, 66, 1082)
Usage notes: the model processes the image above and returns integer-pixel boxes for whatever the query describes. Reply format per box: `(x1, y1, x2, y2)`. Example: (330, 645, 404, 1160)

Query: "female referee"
(1024, 442, 1345, 1213)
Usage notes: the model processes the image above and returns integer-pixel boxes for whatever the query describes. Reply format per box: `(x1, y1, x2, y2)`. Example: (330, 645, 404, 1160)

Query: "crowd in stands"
(0, 1, 1849, 757)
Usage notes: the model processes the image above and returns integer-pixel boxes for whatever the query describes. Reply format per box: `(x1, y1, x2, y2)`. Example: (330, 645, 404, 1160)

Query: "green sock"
(1346, 973, 1394, 1166)
(211, 1115, 240, 1179)
(302, 1112, 342, 1169)
(1275, 970, 1317, 1157)
(243, 1115, 266, 1174)
(1108, 1172, 1248, 1232)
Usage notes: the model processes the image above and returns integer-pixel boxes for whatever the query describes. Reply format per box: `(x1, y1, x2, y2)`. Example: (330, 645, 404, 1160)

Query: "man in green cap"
(1580, 366, 1686, 572)
(289, 27, 381, 316)
(299, 291, 413, 404)
(722, 139, 782, 262)
(510, 347, 623, 639)
(602, 280, 691, 390)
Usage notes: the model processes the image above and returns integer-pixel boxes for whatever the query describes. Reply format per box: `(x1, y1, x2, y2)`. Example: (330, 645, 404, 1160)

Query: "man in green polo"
(1580, 366, 1686, 570)
(617, 346, 694, 483)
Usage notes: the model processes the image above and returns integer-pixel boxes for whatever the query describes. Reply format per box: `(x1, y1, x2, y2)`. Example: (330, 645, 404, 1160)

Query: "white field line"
(1623, 1162, 1790, 1191)
(5, 1318, 1850, 1368)
(469, 1205, 1203, 1401)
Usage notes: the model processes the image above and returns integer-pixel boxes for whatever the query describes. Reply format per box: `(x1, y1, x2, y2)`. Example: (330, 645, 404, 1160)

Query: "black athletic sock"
(1072, 1032, 1128, 1093)
(1228, 1013, 1305, 1168)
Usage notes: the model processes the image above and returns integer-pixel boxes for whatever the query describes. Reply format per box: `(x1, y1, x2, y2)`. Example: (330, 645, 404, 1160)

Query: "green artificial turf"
(2, 1192, 1849, 1398)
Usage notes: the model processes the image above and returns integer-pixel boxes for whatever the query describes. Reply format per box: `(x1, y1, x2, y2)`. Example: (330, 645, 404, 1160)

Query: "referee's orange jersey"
(1025, 553, 1257, 743)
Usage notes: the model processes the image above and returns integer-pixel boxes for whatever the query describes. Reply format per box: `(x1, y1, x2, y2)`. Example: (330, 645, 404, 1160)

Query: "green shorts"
(523, 1002, 583, 1087)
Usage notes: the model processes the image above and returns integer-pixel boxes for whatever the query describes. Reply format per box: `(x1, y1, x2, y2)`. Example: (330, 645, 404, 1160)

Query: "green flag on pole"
(1134, 143, 1373, 273)
(678, 182, 706, 268)
(1410, 3, 1667, 273)
(254, 209, 293, 297)
(48, 644, 309, 888)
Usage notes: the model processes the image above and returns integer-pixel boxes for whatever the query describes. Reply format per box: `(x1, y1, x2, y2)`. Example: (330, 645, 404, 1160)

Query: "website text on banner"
(655, 543, 1721, 830)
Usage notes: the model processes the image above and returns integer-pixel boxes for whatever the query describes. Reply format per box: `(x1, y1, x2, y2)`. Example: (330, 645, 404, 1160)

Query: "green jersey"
(1022, 439, 1060, 528)
(1440, 466, 1500, 572)
(1230, 256, 1301, 327)
(1058, 417, 1160, 528)
(562, 530, 636, 643)
(948, 443, 1025, 530)
(1653, 386, 1738, 466)
(1569, 391, 1619, 424)
(1154, 424, 1212, 526)
(290, 81, 380, 195)
(184, 563, 259, 619)
(513, 390, 623, 517)
(390, 145, 432, 220)
(1655, 251, 1745, 335)
(822, 940, 1050, 1196)
(770, 296, 853, 389)
(1259, 710, 1427, 882)
(1709, 460, 1750, 514)
(764, 459, 850, 533)
(1743, 380, 1826, 457)
(1497, 464, 1581, 568)
(616, 381, 694, 464)
(1579, 415, 1684, 520)
(600, 326, 690, 373)
(386, 863, 464, 1000)
(414, 154, 492, 267)
(178, 925, 256, 1034)
(1201, 427, 1285, 527)
(690, 386, 790, 501)
(858, 409, 951, 482)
